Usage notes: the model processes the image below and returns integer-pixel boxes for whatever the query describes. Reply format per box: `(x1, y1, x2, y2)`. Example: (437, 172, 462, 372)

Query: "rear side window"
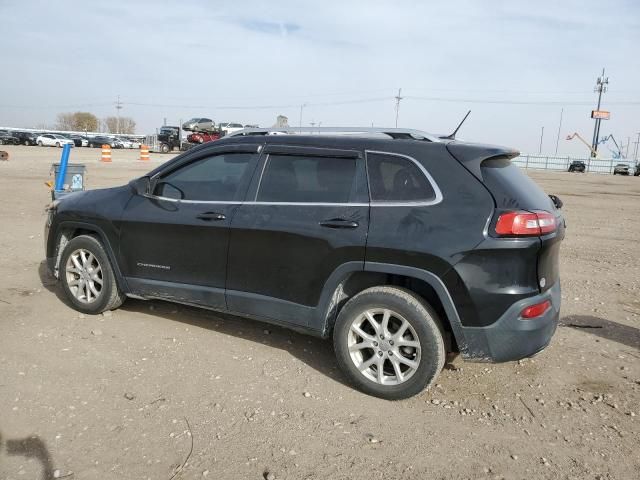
(367, 152, 436, 202)
(481, 158, 554, 210)
(156, 152, 255, 201)
(257, 155, 357, 203)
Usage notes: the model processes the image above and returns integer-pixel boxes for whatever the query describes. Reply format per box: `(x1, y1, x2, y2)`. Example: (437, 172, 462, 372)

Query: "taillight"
(520, 300, 551, 319)
(495, 211, 557, 237)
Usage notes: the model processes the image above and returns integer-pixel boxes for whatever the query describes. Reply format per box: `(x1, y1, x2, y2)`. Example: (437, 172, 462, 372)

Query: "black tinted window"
(257, 155, 357, 203)
(367, 153, 436, 202)
(156, 153, 255, 201)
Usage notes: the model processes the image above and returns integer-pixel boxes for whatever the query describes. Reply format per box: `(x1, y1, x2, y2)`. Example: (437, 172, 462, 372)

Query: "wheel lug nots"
(373, 341, 378, 347)
(378, 351, 383, 356)
(389, 340, 394, 346)
(380, 335, 384, 339)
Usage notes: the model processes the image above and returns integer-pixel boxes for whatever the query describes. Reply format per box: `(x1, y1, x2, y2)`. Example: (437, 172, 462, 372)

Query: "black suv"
(44, 128, 564, 399)
(13, 130, 40, 146)
(568, 160, 586, 173)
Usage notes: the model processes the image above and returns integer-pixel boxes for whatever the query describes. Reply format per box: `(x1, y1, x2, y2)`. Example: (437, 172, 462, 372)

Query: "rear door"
(118, 144, 261, 308)
(226, 145, 369, 328)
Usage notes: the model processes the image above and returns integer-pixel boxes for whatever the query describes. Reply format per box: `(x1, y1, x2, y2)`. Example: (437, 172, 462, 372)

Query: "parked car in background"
(12, 131, 39, 146)
(68, 135, 89, 147)
(87, 136, 116, 148)
(110, 137, 126, 149)
(613, 163, 630, 175)
(568, 160, 586, 173)
(58, 134, 84, 147)
(187, 131, 223, 144)
(44, 127, 565, 399)
(182, 118, 214, 132)
(635, 164, 640, 177)
(219, 122, 244, 135)
(0, 130, 21, 145)
(36, 134, 75, 147)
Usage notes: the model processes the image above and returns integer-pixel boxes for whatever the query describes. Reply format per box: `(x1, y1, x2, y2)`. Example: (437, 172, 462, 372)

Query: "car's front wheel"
(60, 235, 125, 314)
(333, 286, 445, 400)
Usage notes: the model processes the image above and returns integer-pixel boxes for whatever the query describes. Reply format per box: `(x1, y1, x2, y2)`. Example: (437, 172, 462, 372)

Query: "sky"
(1, 0, 639, 156)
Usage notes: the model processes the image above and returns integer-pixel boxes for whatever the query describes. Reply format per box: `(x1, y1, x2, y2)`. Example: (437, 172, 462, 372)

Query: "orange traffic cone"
(139, 144, 150, 161)
(101, 144, 112, 162)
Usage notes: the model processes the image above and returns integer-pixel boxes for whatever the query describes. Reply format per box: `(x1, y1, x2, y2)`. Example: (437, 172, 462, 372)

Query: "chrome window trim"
(365, 149, 443, 207)
(142, 194, 241, 205)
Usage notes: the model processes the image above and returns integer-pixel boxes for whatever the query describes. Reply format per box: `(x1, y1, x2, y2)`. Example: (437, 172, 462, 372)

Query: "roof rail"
(227, 126, 441, 142)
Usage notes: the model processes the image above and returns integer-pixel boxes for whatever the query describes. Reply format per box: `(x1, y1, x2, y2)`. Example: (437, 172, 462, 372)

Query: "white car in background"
(219, 122, 244, 135)
(117, 138, 134, 149)
(36, 134, 75, 147)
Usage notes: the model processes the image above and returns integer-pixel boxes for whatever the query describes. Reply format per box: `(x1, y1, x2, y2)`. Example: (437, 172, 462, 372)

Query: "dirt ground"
(0, 145, 638, 480)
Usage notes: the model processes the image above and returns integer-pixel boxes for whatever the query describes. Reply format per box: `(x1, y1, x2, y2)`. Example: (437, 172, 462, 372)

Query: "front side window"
(367, 152, 436, 202)
(155, 152, 255, 201)
(257, 155, 357, 203)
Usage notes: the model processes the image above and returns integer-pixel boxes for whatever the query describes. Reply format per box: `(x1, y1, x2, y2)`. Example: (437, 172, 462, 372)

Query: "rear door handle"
(196, 212, 226, 221)
(319, 219, 359, 229)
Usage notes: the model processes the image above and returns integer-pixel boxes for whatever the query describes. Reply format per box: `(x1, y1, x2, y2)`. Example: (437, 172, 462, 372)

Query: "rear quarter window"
(481, 157, 554, 211)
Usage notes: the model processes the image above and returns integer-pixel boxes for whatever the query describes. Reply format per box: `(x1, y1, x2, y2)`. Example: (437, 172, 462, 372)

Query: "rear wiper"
(549, 194, 563, 209)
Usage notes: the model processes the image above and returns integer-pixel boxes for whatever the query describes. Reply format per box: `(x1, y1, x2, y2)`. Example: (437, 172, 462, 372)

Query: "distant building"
(273, 115, 289, 128)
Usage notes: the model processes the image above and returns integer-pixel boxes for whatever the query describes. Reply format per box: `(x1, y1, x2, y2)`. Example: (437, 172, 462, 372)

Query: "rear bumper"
(459, 281, 560, 362)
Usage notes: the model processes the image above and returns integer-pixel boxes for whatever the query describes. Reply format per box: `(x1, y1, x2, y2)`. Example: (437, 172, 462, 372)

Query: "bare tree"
(103, 116, 136, 134)
(55, 112, 99, 132)
(56, 112, 75, 130)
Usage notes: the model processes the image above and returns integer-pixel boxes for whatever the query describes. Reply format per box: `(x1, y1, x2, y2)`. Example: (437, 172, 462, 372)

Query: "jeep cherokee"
(44, 127, 565, 399)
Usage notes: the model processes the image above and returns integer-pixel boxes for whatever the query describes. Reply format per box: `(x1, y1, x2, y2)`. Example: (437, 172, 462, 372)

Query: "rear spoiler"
(446, 142, 520, 181)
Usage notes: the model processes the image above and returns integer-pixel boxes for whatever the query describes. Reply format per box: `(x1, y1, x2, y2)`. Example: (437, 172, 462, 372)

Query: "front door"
(226, 146, 369, 328)
(118, 146, 261, 309)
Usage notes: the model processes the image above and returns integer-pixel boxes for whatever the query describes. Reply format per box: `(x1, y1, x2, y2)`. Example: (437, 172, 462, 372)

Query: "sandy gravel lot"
(0, 145, 639, 480)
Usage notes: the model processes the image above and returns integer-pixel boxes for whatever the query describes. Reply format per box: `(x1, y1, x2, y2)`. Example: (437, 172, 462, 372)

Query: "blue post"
(55, 144, 72, 191)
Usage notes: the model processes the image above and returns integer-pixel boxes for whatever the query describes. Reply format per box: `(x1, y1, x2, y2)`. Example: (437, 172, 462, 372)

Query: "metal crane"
(597, 134, 624, 158)
(566, 132, 598, 157)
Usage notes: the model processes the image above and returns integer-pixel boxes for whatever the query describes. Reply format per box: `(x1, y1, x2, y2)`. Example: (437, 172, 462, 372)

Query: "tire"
(37, 140, 43, 146)
(333, 286, 446, 400)
(160, 143, 170, 154)
(59, 235, 125, 314)
(24, 140, 31, 146)
(55, 142, 60, 148)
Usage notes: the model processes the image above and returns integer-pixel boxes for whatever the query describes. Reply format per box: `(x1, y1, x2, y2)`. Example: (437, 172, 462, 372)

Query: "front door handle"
(319, 219, 359, 229)
(196, 212, 226, 221)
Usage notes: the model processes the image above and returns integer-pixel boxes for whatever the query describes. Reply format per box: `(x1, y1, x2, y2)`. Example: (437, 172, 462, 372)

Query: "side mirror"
(129, 176, 150, 196)
(549, 194, 563, 210)
(155, 181, 185, 200)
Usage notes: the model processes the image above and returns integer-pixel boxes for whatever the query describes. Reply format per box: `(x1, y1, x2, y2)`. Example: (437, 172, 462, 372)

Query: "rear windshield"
(481, 157, 553, 211)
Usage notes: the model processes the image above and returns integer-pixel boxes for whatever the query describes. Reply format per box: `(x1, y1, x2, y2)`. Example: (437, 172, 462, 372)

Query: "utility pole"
(539, 126, 544, 154)
(394, 88, 403, 128)
(115, 95, 123, 134)
(554, 108, 563, 155)
(633, 132, 640, 162)
(590, 68, 608, 157)
(299, 104, 306, 132)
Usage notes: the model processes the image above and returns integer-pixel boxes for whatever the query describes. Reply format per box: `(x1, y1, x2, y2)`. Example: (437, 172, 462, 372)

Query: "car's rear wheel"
(55, 142, 60, 147)
(37, 140, 43, 146)
(333, 286, 445, 400)
(60, 235, 125, 314)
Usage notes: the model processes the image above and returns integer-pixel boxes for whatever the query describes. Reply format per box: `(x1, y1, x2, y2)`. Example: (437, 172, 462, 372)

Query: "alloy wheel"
(348, 308, 422, 385)
(65, 249, 104, 304)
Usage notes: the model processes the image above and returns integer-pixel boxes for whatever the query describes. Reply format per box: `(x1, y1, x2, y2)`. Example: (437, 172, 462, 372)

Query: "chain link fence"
(513, 154, 637, 175)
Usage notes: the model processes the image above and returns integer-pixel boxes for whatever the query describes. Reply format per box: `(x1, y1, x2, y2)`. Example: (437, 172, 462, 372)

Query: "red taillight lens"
(520, 300, 551, 319)
(495, 211, 557, 236)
